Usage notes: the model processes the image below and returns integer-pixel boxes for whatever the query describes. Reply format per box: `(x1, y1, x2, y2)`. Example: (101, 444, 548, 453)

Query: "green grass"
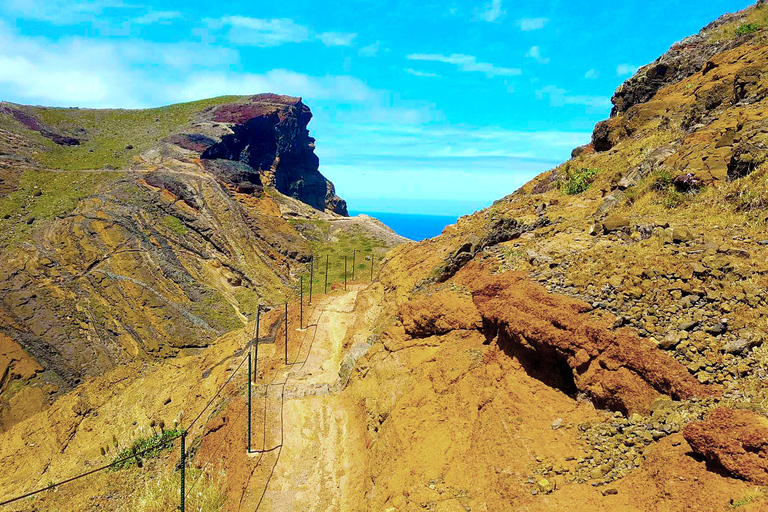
(130, 466, 226, 512)
(19, 96, 243, 171)
(293, 222, 388, 296)
(561, 168, 600, 195)
(110, 429, 184, 471)
(729, 487, 768, 508)
(709, 3, 768, 41)
(161, 215, 188, 236)
(193, 291, 242, 333)
(0, 168, 118, 247)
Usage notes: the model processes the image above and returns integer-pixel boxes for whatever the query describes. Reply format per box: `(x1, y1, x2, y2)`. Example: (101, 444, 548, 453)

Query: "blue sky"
(0, 0, 755, 215)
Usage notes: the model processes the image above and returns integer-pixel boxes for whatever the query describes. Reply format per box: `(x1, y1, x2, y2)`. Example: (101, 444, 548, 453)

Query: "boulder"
(603, 215, 630, 233)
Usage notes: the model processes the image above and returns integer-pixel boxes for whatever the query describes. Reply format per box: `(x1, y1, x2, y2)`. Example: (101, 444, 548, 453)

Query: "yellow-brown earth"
(7, 3, 768, 511)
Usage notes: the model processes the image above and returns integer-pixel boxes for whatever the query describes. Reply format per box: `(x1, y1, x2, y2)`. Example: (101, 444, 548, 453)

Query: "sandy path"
(239, 289, 367, 512)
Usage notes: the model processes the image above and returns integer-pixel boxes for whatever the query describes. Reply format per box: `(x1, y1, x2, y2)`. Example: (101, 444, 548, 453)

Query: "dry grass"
(126, 465, 227, 512)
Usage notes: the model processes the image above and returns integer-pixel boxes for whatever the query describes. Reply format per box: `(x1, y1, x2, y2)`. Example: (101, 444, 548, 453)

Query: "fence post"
(344, 256, 347, 291)
(180, 430, 186, 512)
(309, 256, 313, 304)
(247, 349, 251, 453)
(300, 276, 303, 329)
(255, 306, 260, 372)
(370, 253, 374, 282)
(284, 302, 288, 365)
(352, 250, 356, 280)
(324, 255, 329, 294)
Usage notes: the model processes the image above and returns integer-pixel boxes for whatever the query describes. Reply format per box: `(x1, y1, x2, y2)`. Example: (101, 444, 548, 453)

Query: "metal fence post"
(370, 253, 374, 282)
(344, 256, 347, 291)
(324, 255, 329, 294)
(255, 306, 260, 370)
(180, 431, 186, 512)
(247, 350, 251, 453)
(309, 256, 313, 304)
(352, 250, 356, 280)
(284, 302, 288, 365)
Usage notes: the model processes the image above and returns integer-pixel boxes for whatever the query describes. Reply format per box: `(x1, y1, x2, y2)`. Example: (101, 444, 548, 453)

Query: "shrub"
(110, 429, 184, 471)
(561, 168, 599, 195)
(735, 23, 760, 35)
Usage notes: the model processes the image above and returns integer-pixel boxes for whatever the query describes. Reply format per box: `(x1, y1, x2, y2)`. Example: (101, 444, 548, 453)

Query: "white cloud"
(525, 46, 549, 64)
(176, 69, 378, 103)
(535, 85, 611, 110)
(359, 41, 381, 57)
(2, 0, 126, 24)
(479, 0, 505, 22)
(406, 68, 441, 78)
(219, 16, 310, 46)
(318, 31, 357, 47)
(519, 17, 548, 31)
(133, 10, 182, 25)
(406, 53, 521, 78)
(617, 63, 639, 76)
(585, 68, 599, 79)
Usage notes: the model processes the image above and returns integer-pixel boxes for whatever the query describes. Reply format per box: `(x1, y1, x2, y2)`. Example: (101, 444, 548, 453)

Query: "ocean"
(349, 210, 459, 241)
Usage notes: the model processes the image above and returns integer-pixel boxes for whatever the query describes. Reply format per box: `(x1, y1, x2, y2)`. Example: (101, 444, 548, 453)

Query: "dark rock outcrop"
(200, 94, 348, 215)
(0, 104, 80, 146)
(609, 9, 748, 116)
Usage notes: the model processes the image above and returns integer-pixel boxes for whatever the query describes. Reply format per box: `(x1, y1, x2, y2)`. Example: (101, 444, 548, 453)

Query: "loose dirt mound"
(684, 407, 768, 484)
(390, 262, 718, 415)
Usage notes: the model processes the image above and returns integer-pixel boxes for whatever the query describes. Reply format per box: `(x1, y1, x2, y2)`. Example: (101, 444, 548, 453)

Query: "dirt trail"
(238, 288, 368, 511)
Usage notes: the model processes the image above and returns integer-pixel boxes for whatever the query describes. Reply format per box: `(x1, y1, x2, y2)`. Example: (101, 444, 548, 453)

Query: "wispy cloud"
(617, 63, 639, 76)
(535, 85, 611, 110)
(478, 0, 505, 22)
(177, 69, 378, 103)
(318, 31, 357, 47)
(585, 68, 599, 79)
(519, 17, 548, 31)
(209, 16, 356, 48)
(406, 68, 441, 78)
(133, 10, 182, 25)
(525, 46, 549, 64)
(406, 53, 521, 78)
(217, 16, 309, 46)
(358, 41, 380, 57)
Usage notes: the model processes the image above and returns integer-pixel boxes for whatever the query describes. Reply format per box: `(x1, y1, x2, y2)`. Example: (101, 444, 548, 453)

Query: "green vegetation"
(18, 96, 242, 171)
(0, 168, 118, 247)
(193, 291, 242, 333)
(292, 221, 388, 296)
(561, 168, 600, 195)
(161, 215, 188, 236)
(709, 3, 768, 41)
(728, 487, 768, 508)
(110, 429, 184, 471)
(735, 22, 760, 35)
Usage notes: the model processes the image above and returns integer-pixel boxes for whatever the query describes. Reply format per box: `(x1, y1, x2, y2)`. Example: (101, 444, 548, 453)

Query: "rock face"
(199, 94, 348, 215)
(608, 9, 747, 116)
(684, 407, 768, 484)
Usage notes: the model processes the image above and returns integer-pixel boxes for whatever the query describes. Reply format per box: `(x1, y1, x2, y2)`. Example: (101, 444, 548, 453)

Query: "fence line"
(0, 250, 384, 510)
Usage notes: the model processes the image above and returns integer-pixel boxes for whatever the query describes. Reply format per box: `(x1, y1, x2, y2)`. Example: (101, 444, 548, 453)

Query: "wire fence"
(0, 250, 381, 511)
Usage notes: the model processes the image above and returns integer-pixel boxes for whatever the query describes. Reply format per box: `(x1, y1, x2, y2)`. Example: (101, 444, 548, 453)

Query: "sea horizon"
(349, 210, 461, 241)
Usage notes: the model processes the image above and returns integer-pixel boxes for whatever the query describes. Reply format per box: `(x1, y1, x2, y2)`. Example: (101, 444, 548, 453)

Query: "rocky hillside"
(333, 2, 768, 509)
(0, 94, 390, 433)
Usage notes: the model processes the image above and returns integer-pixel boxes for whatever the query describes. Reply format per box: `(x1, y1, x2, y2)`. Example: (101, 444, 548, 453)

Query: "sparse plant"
(561, 168, 600, 195)
(110, 429, 184, 471)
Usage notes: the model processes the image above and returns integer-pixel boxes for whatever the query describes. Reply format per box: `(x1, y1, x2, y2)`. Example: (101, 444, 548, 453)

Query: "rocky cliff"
(0, 94, 376, 432)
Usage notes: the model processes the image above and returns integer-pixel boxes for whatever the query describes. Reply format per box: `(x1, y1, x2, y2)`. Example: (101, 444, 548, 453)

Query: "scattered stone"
(672, 227, 694, 243)
(723, 338, 749, 355)
(603, 215, 630, 233)
(551, 418, 563, 430)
